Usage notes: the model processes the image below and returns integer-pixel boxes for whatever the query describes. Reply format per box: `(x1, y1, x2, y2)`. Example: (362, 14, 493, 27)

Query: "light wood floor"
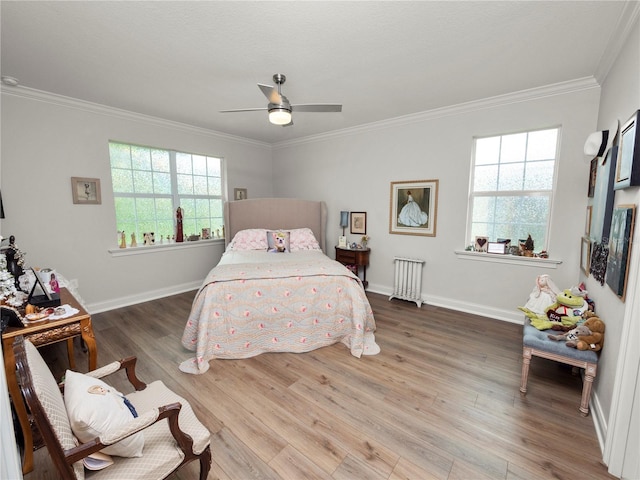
(23, 291, 615, 480)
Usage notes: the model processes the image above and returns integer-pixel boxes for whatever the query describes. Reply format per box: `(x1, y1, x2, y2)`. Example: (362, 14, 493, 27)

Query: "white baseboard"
(367, 283, 523, 324)
(87, 281, 202, 314)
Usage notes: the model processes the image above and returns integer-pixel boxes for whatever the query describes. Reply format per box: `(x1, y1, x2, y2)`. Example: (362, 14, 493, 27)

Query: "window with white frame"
(109, 142, 224, 244)
(467, 127, 559, 252)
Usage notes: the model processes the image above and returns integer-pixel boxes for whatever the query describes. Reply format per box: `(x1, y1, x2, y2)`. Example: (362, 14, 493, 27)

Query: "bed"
(179, 198, 379, 374)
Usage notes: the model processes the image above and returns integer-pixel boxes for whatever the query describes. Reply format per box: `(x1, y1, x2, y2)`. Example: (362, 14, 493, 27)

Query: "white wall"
(273, 84, 600, 322)
(0, 89, 273, 311)
(590, 16, 640, 479)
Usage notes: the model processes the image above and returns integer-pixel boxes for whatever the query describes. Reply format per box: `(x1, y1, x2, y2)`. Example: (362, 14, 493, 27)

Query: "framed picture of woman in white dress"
(389, 179, 439, 236)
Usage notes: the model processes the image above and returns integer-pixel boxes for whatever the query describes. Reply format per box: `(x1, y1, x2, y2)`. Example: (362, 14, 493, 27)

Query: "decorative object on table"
(0, 252, 23, 307)
(614, 110, 640, 189)
(202, 228, 211, 240)
(389, 179, 438, 237)
(130, 232, 137, 247)
(589, 146, 617, 243)
(119, 231, 126, 249)
(487, 242, 506, 254)
(361, 235, 369, 249)
(27, 268, 61, 308)
(71, 177, 101, 204)
(605, 204, 636, 300)
(350, 212, 367, 235)
(339, 210, 349, 248)
(1, 235, 26, 288)
(176, 207, 184, 242)
(474, 236, 489, 253)
(187, 234, 200, 241)
(520, 235, 534, 257)
(234, 188, 247, 200)
(143, 232, 155, 246)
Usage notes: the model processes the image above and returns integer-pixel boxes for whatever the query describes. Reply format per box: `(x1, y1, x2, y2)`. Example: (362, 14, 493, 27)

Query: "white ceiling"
(1, 1, 636, 145)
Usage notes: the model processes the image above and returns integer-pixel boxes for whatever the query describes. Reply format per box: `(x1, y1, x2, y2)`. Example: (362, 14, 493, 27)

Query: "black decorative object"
(590, 241, 609, 286)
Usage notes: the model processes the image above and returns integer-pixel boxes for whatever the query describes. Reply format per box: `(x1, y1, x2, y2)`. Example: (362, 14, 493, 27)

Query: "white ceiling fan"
(220, 73, 342, 126)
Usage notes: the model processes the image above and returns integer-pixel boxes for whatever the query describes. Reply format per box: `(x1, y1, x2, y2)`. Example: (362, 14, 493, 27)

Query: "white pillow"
(63, 370, 144, 458)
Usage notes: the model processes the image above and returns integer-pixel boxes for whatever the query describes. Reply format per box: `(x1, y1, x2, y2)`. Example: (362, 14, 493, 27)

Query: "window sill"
(454, 250, 562, 268)
(108, 238, 224, 257)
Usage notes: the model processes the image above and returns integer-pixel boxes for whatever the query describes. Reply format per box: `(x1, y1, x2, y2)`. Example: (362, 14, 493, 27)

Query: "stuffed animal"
(548, 325, 591, 344)
(521, 274, 561, 314)
(545, 290, 589, 322)
(573, 316, 605, 351)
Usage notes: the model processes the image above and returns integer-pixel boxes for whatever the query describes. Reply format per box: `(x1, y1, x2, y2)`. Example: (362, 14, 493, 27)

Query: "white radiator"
(389, 257, 425, 307)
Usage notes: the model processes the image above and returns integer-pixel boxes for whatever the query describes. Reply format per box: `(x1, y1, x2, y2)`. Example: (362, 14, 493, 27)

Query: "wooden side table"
(335, 246, 370, 288)
(2, 287, 97, 474)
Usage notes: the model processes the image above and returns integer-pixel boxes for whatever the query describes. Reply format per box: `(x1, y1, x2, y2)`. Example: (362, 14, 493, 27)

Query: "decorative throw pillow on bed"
(267, 230, 291, 253)
(228, 228, 268, 251)
(63, 370, 144, 458)
(289, 228, 321, 251)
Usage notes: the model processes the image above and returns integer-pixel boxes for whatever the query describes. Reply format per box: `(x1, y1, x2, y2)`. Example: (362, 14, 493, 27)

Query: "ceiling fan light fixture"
(268, 107, 291, 125)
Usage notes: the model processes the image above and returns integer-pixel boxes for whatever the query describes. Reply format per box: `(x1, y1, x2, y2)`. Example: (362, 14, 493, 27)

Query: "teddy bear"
(548, 324, 592, 344)
(573, 315, 605, 351)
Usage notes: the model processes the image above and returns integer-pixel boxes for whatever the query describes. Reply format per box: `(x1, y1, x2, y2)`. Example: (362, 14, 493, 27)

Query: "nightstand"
(335, 246, 370, 288)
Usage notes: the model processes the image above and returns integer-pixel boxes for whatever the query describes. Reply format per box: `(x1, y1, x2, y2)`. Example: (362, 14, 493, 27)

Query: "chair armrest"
(61, 356, 147, 392)
(64, 403, 195, 464)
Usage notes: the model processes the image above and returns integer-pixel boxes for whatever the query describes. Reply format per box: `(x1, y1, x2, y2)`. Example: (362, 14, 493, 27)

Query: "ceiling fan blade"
(219, 107, 267, 113)
(258, 83, 282, 104)
(291, 104, 342, 113)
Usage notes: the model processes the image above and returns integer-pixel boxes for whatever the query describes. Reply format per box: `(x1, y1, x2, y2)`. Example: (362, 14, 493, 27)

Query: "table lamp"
(339, 211, 349, 248)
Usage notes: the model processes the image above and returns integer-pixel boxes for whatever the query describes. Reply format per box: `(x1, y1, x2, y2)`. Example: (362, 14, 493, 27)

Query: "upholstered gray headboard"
(224, 198, 328, 253)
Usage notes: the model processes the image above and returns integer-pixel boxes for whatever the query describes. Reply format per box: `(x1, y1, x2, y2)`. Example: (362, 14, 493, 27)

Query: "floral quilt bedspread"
(179, 251, 377, 374)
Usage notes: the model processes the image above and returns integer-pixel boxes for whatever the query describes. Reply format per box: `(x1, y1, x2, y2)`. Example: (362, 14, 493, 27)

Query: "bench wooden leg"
(520, 347, 531, 395)
(579, 363, 598, 416)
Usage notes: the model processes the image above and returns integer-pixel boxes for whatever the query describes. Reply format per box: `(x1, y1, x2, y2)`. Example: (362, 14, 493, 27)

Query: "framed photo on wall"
(605, 205, 636, 301)
(588, 157, 597, 197)
(234, 188, 247, 200)
(580, 236, 591, 275)
(590, 146, 617, 243)
(614, 110, 640, 190)
(350, 212, 367, 235)
(71, 177, 101, 204)
(389, 179, 439, 236)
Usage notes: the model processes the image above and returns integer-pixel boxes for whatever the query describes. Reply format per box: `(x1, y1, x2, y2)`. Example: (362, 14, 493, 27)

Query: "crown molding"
(273, 76, 600, 149)
(0, 85, 271, 149)
(594, 1, 640, 84)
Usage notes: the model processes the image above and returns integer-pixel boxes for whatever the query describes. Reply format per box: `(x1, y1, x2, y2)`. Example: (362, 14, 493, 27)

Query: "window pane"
(176, 153, 192, 174)
(193, 176, 208, 195)
(500, 133, 526, 163)
(468, 127, 558, 249)
(208, 176, 221, 195)
(177, 174, 193, 195)
(133, 170, 153, 194)
(131, 146, 151, 170)
(109, 143, 131, 169)
(112, 168, 133, 193)
(497, 163, 524, 191)
(527, 129, 558, 161)
(524, 160, 554, 190)
(151, 150, 170, 172)
(153, 172, 171, 194)
(475, 137, 500, 165)
(207, 157, 221, 176)
(110, 141, 225, 246)
(193, 155, 207, 176)
(473, 165, 498, 191)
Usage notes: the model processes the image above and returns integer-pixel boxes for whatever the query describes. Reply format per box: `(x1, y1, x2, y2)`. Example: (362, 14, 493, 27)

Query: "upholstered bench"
(520, 317, 598, 416)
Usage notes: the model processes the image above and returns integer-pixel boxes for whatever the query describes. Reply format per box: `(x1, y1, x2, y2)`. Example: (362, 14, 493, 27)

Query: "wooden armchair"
(13, 336, 212, 479)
